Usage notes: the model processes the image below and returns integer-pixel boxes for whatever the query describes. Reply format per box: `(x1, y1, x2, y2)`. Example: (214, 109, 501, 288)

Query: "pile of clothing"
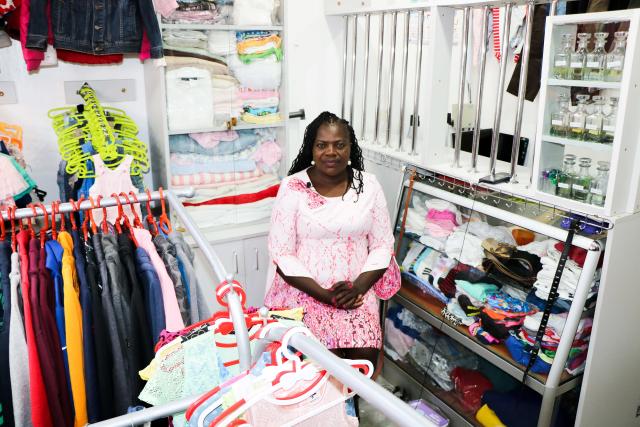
(170, 129, 282, 229)
(400, 241, 455, 304)
(162, 0, 229, 24)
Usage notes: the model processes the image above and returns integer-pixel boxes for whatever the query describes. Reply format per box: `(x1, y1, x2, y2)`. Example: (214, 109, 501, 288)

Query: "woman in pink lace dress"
(264, 112, 400, 367)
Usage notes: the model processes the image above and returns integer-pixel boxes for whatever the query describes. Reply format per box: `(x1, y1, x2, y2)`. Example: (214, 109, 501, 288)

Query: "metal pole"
(397, 11, 411, 151)
(550, 0, 558, 16)
(341, 15, 349, 118)
(410, 10, 425, 156)
(349, 15, 358, 124)
(470, 6, 490, 173)
(509, 0, 535, 183)
(480, 3, 513, 184)
(384, 11, 399, 147)
(360, 14, 371, 139)
(537, 246, 602, 427)
(266, 327, 438, 427)
(374, 13, 386, 143)
(453, 7, 471, 168)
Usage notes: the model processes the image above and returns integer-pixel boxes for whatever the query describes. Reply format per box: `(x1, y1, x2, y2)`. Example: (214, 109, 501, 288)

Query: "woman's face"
(312, 123, 351, 177)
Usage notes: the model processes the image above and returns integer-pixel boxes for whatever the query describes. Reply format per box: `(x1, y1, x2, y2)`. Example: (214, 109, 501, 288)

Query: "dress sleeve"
(268, 179, 314, 279)
(361, 177, 401, 300)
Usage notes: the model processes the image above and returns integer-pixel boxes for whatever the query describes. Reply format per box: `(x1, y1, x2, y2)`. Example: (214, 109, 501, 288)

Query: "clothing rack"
(75, 191, 438, 427)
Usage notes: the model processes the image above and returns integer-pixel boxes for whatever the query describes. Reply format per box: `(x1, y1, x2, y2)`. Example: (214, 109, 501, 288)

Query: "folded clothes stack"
(163, 1, 222, 24)
(208, 30, 238, 56)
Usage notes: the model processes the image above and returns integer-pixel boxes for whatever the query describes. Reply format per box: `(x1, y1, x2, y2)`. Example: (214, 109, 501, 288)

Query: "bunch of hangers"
(1, 188, 172, 251)
(0, 121, 23, 151)
(47, 83, 150, 179)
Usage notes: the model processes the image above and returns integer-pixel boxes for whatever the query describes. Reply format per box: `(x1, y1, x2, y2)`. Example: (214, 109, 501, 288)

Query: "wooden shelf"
(542, 135, 614, 153)
(547, 78, 621, 89)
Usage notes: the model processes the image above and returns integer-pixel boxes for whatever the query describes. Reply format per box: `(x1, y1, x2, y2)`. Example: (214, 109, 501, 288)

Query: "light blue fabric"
(170, 158, 257, 175)
(244, 106, 278, 116)
(170, 130, 259, 156)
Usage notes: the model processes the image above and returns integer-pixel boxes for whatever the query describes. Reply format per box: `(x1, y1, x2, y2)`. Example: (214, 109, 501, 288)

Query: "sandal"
(481, 238, 515, 259)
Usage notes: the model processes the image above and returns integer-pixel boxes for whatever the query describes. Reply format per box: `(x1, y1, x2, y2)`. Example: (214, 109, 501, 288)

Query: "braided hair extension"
(288, 111, 365, 196)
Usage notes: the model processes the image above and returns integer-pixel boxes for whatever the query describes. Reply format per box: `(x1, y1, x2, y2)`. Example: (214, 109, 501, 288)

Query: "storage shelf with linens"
(384, 164, 606, 427)
(144, 0, 288, 243)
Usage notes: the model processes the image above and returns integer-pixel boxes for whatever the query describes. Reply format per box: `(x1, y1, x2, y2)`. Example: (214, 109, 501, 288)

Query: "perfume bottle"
(550, 93, 571, 137)
(540, 168, 560, 194)
(585, 96, 605, 142)
(602, 96, 618, 144)
(572, 157, 592, 202)
(570, 33, 591, 80)
(589, 161, 609, 207)
(569, 95, 590, 140)
(553, 34, 573, 79)
(585, 32, 608, 81)
(556, 154, 577, 199)
(605, 31, 628, 82)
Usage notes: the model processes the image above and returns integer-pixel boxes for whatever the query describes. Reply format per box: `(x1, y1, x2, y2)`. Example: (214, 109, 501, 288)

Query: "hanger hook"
(158, 187, 173, 235)
(144, 189, 159, 236)
(96, 195, 109, 234)
(127, 191, 144, 228)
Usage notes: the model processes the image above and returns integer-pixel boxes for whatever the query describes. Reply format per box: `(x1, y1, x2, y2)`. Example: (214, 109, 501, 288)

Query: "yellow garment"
(240, 112, 281, 125)
(58, 231, 87, 427)
(476, 404, 506, 427)
(237, 34, 282, 54)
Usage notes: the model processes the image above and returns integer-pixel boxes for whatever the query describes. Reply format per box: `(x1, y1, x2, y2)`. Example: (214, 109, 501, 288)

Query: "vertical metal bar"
(487, 3, 512, 176)
(470, 6, 490, 173)
(349, 15, 358, 124)
(410, 10, 425, 156)
(360, 14, 371, 139)
(453, 7, 471, 168)
(374, 13, 386, 143)
(384, 11, 398, 147)
(510, 0, 535, 183)
(550, 0, 558, 16)
(341, 15, 349, 119)
(397, 11, 410, 151)
(538, 246, 602, 427)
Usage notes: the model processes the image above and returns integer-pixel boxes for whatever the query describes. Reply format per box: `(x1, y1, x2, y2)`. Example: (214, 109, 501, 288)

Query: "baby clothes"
(455, 280, 499, 302)
(445, 231, 484, 268)
(166, 67, 214, 130)
(233, 0, 277, 26)
(88, 155, 142, 226)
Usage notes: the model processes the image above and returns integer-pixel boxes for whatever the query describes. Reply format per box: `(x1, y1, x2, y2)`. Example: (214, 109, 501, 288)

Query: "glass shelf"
(547, 79, 621, 89)
(542, 135, 613, 153)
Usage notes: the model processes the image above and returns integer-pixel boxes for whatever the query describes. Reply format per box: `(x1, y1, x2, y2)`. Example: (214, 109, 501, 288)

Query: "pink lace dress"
(264, 169, 401, 349)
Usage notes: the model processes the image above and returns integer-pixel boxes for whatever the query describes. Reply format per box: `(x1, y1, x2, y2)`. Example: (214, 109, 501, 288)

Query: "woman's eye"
(316, 143, 326, 149)
(337, 143, 345, 149)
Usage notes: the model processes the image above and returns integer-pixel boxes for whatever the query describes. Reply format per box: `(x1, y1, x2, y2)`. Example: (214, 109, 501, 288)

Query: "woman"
(264, 111, 401, 367)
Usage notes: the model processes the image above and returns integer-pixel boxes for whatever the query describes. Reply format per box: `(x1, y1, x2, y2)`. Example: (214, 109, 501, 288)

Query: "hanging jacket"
(134, 247, 166, 344)
(0, 240, 14, 427)
(26, 0, 163, 58)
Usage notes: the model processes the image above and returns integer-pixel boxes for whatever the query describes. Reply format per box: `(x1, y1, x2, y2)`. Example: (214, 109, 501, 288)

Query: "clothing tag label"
(607, 60, 622, 69)
(569, 122, 583, 128)
(554, 60, 567, 67)
(551, 120, 563, 126)
(603, 125, 615, 132)
(587, 61, 600, 68)
(558, 182, 570, 189)
(591, 189, 603, 195)
(570, 62, 583, 68)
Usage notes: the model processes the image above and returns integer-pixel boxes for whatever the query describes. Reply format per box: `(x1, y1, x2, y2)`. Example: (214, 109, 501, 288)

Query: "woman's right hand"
(319, 283, 364, 309)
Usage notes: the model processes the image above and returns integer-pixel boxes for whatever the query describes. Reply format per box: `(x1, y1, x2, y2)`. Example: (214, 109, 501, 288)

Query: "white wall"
(0, 43, 151, 202)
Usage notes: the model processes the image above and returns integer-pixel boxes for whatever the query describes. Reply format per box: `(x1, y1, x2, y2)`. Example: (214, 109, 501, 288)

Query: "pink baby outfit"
(264, 170, 401, 349)
(88, 155, 143, 226)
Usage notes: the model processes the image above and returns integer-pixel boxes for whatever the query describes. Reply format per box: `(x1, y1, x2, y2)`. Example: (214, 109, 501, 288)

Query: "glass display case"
(384, 165, 606, 426)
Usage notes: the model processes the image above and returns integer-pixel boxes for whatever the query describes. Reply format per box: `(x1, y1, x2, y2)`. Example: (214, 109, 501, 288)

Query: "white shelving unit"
(531, 10, 640, 218)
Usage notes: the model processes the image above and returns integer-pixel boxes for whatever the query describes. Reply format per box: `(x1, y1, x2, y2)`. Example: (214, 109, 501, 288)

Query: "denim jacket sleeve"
(138, 0, 164, 58)
(26, 0, 49, 51)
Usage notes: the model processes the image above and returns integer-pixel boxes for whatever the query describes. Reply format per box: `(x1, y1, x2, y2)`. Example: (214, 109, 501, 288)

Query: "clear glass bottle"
(569, 95, 590, 140)
(605, 31, 628, 82)
(540, 168, 560, 194)
(572, 157, 592, 202)
(585, 32, 608, 81)
(553, 34, 573, 79)
(602, 96, 618, 144)
(550, 93, 571, 137)
(585, 96, 605, 142)
(589, 161, 609, 206)
(556, 154, 577, 199)
(569, 33, 591, 80)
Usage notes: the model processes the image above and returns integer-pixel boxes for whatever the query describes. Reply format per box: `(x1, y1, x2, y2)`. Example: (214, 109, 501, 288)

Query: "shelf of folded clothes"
(160, 0, 280, 27)
(161, 24, 284, 31)
(169, 128, 283, 231)
(394, 278, 584, 395)
(164, 30, 283, 132)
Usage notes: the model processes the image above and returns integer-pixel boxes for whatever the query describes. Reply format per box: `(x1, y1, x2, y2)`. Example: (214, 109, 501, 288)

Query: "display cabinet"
(532, 10, 640, 218)
(384, 164, 605, 427)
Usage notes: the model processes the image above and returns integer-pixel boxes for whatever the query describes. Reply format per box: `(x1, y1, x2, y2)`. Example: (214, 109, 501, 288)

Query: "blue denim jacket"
(26, 0, 163, 58)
